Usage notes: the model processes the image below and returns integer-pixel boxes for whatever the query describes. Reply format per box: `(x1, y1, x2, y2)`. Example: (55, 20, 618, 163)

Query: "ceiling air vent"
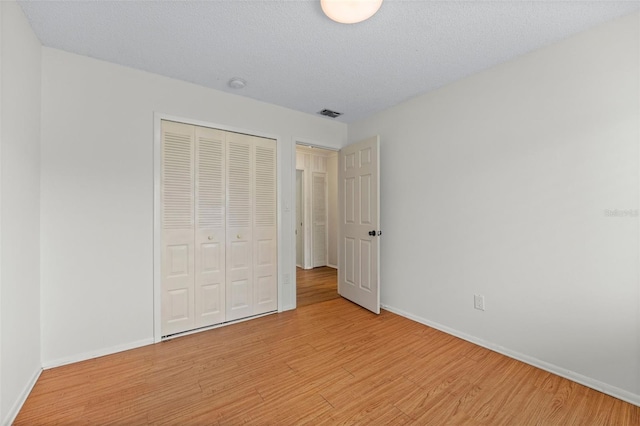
(318, 109, 342, 118)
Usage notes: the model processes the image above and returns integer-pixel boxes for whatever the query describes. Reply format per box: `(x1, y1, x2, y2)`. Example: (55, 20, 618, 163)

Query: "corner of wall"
(0, 1, 43, 424)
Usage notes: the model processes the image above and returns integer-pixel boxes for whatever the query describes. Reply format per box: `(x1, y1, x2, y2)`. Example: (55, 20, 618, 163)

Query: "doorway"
(295, 144, 338, 307)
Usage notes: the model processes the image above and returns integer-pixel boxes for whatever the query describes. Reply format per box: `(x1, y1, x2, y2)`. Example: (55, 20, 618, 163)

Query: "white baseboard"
(380, 303, 640, 408)
(42, 338, 154, 369)
(326, 263, 337, 269)
(4, 367, 42, 426)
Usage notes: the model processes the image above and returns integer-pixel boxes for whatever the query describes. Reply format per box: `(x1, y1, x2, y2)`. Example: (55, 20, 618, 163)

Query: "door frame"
(153, 113, 283, 342)
(292, 139, 338, 308)
(295, 169, 305, 268)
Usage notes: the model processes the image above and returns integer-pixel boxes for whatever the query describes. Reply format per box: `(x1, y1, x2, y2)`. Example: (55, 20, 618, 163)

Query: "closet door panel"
(254, 230, 276, 313)
(253, 139, 278, 314)
(226, 133, 253, 321)
(312, 172, 327, 267)
(195, 126, 226, 327)
(161, 121, 195, 336)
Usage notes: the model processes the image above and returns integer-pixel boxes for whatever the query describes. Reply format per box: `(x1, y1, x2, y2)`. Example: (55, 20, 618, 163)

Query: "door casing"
(292, 141, 339, 307)
(295, 170, 304, 268)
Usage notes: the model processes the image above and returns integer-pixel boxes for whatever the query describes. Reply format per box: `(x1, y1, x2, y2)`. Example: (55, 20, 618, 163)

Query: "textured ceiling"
(18, 0, 640, 123)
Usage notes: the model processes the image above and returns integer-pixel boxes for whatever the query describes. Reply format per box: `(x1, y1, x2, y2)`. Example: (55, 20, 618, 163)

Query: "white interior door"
(295, 170, 304, 267)
(312, 172, 327, 267)
(338, 136, 380, 314)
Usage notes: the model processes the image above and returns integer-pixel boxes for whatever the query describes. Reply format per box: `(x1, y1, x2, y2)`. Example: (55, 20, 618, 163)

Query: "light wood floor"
(16, 299, 639, 425)
(296, 266, 339, 307)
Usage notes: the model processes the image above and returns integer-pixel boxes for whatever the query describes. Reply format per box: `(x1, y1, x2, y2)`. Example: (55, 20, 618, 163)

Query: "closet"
(161, 120, 277, 337)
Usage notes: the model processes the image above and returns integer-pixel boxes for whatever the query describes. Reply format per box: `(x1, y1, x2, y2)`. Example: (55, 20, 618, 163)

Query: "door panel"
(163, 238, 193, 329)
(253, 229, 276, 313)
(201, 284, 222, 315)
(360, 174, 372, 224)
(195, 126, 226, 327)
(253, 138, 277, 314)
(344, 237, 356, 285)
(338, 136, 380, 314)
(345, 177, 355, 223)
(161, 121, 195, 335)
(226, 133, 253, 321)
(312, 172, 327, 267)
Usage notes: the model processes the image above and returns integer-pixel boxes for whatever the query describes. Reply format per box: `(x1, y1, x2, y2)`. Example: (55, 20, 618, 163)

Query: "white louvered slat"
(197, 135, 225, 228)
(227, 140, 251, 228)
(255, 145, 276, 227)
(162, 129, 194, 230)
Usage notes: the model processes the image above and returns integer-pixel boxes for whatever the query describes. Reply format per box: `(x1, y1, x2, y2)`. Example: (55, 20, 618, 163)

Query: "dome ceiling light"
(228, 77, 247, 89)
(320, 0, 383, 24)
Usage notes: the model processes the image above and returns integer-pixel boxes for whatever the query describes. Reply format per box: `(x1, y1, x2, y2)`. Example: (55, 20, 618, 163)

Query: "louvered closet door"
(253, 137, 277, 315)
(312, 172, 327, 267)
(226, 132, 254, 321)
(161, 121, 195, 336)
(195, 126, 226, 327)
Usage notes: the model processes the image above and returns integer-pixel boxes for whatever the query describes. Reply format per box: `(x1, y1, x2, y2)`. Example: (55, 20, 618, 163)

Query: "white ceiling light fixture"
(321, 0, 383, 24)
(228, 77, 246, 89)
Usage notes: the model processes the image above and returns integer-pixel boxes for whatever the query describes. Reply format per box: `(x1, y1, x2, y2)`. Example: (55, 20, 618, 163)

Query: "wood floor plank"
(296, 266, 339, 307)
(14, 277, 640, 425)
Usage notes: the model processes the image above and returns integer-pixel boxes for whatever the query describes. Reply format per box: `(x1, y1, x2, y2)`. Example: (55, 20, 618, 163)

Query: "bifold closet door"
(161, 122, 227, 335)
(194, 126, 226, 327)
(162, 120, 277, 334)
(253, 137, 277, 315)
(226, 132, 254, 321)
(312, 172, 327, 267)
(161, 121, 196, 336)
(226, 133, 278, 320)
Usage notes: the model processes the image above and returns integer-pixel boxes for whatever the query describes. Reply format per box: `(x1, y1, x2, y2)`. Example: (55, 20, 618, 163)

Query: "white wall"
(40, 48, 347, 366)
(349, 12, 640, 403)
(0, 2, 42, 424)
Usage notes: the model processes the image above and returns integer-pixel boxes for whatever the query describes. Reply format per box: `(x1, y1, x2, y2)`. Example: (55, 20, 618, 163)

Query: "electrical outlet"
(474, 295, 485, 311)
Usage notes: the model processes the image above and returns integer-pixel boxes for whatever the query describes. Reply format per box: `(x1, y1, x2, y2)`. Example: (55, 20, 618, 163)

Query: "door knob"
(208, 236, 214, 240)
(368, 230, 376, 236)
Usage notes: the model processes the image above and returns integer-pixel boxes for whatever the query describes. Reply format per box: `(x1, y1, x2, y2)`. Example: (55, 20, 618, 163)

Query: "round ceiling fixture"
(228, 77, 247, 89)
(320, 0, 383, 24)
